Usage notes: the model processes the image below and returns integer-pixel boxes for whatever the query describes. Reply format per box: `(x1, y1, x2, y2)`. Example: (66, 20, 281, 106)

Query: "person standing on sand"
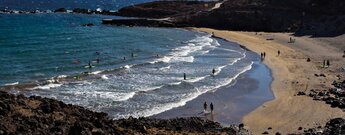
(263, 52, 266, 58)
(210, 102, 214, 113)
(278, 50, 280, 56)
(260, 53, 263, 60)
(203, 102, 207, 112)
(326, 60, 330, 67)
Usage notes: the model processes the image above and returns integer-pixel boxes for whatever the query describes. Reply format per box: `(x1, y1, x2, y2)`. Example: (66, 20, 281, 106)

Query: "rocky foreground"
(0, 90, 344, 135)
(108, 0, 345, 37)
(0, 91, 242, 135)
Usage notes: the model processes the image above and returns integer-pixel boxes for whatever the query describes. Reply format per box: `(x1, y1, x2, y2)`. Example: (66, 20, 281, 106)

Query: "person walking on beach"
(203, 102, 207, 112)
(278, 50, 280, 56)
(210, 102, 214, 113)
(326, 60, 330, 67)
(263, 52, 266, 58)
(260, 52, 263, 60)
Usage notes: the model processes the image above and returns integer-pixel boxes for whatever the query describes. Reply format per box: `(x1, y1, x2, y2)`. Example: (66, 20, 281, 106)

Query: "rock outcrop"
(292, 118, 345, 135)
(0, 91, 240, 134)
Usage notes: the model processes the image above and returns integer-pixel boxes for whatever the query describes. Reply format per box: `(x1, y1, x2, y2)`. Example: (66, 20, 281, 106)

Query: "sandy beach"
(193, 28, 345, 134)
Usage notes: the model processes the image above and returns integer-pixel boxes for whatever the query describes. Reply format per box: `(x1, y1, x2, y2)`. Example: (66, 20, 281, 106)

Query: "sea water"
(0, 0, 273, 122)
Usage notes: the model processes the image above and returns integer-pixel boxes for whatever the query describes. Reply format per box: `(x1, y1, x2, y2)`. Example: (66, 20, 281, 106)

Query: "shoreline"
(193, 28, 345, 134)
(152, 50, 274, 125)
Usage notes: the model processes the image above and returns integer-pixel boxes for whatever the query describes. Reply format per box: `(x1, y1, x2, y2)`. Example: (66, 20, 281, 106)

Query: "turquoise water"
(0, 1, 273, 122)
(0, 13, 200, 85)
(0, 0, 154, 10)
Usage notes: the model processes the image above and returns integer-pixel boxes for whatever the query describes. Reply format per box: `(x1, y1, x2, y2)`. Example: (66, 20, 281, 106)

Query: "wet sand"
(193, 28, 345, 134)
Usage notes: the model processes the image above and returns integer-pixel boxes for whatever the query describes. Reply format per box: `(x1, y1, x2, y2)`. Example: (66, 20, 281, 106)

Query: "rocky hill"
(111, 0, 345, 37)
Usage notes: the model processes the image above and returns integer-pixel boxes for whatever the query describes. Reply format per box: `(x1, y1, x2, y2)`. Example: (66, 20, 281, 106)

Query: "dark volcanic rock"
(108, 0, 345, 36)
(81, 23, 95, 27)
(0, 91, 239, 134)
(103, 19, 176, 27)
(297, 118, 345, 135)
(54, 8, 67, 13)
(114, 1, 216, 19)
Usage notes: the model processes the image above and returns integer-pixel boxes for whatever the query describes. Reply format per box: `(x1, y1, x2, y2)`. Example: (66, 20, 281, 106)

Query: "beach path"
(193, 28, 345, 134)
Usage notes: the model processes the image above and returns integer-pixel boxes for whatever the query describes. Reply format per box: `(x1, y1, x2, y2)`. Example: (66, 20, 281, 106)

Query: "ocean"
(0, 0, 273, 124)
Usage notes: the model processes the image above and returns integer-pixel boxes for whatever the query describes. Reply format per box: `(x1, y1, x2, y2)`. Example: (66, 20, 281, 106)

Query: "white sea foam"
(101, 75, 109, 80)
(172, 56, 194, 63)
(159, 65, 171, 70)
(213, 39, 221, 46)
(185, 75, 208, 83)
(30, 83, 63, 90)
(57, 75, 67, 79)
(76, 81, 92, 86)
(4, 82, 19, 86)
(158, 56, 171, 63)
(112, 92, 136, 101)
(153, 34, 217, 64)
(213, 62, 253, 90)
(124, 65, 132, 69)
(139, 85, 164, 92)
(74, 91, 136, 102)
(169, 82, 182, 85)
(90, 71, 102, 75)
(214, 65, 227, 75)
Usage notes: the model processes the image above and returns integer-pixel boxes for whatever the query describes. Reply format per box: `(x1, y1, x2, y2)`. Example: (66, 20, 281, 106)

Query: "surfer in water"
(184, 73, 186, 80)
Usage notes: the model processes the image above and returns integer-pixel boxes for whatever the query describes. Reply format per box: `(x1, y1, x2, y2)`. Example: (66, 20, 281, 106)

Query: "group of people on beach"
(260, 50, 281, 61)
(322, 59, 331, 68)
(203, 101, 214, 114)
(289, 37, 296, 43)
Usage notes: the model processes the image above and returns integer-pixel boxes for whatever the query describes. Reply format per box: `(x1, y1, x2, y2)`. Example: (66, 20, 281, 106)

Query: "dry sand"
(192, 28, 345, 134)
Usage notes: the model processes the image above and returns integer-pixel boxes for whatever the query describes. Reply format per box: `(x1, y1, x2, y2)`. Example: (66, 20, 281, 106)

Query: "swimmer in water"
(88, 61, 92, 69)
